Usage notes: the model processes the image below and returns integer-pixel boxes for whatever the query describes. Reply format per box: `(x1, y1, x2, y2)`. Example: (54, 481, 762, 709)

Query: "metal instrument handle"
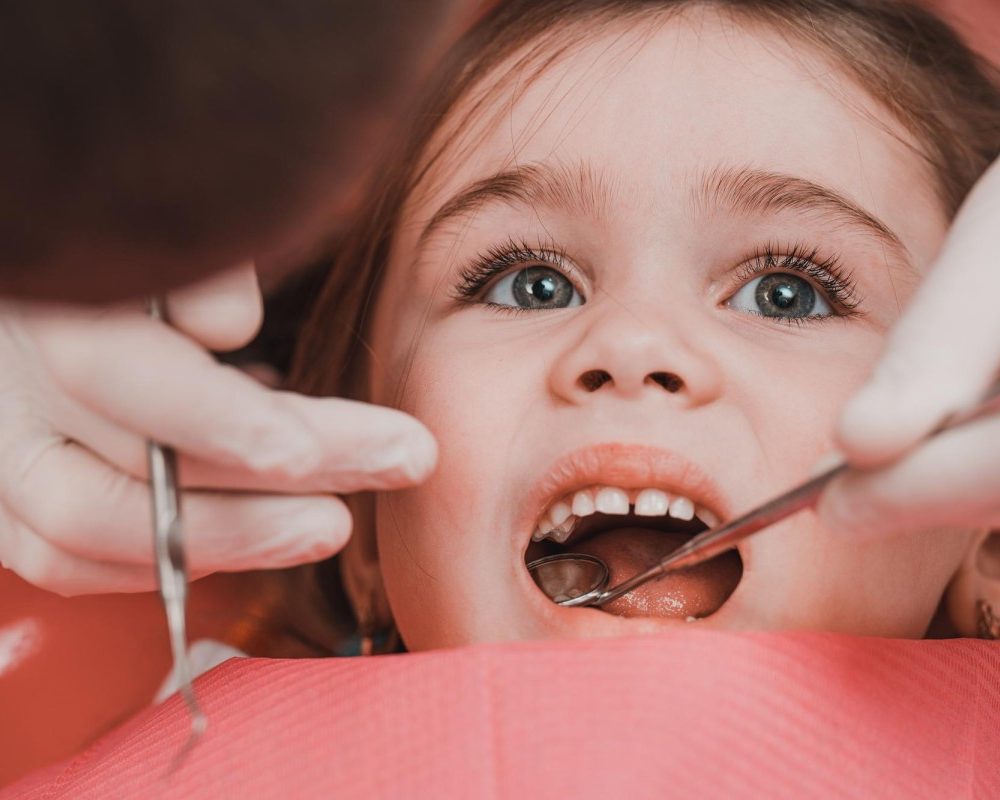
(147, 297, 206, 764)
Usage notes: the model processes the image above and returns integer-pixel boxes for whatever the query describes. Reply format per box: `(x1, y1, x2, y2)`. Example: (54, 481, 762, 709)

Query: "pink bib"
(6, 630, 999, 799)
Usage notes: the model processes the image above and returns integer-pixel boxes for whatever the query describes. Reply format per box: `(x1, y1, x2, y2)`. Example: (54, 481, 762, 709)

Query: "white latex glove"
(0, 264, 436, 595)
(820, 157, 1000, 537)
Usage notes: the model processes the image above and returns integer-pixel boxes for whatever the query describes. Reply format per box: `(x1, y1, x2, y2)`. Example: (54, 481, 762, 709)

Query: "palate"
(565, 512, 708, 548)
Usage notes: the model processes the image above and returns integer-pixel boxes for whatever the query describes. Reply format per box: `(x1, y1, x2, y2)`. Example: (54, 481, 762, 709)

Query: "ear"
(946, 530, 1000, 638)
(339, 492, 394, 634)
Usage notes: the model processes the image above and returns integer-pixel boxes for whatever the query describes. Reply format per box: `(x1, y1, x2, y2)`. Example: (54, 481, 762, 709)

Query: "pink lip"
(518, 442, 731, 548)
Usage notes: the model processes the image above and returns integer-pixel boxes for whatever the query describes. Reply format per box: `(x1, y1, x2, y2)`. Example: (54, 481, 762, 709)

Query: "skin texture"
(361, 11, 981, 650)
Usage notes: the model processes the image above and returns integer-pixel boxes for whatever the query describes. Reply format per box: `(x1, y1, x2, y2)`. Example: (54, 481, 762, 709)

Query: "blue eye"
(484, 266, 583, 310)
(728, 272, 831, 319)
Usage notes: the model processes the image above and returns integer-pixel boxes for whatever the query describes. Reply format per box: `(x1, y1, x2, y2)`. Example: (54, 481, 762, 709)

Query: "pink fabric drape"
(5, 630, 999, 799)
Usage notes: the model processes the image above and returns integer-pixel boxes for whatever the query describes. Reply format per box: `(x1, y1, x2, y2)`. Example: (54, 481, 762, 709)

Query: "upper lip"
(517, 442, 731, 548)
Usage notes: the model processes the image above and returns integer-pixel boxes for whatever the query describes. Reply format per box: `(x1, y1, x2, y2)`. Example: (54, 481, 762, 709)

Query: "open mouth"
(523, 485, 743, 620)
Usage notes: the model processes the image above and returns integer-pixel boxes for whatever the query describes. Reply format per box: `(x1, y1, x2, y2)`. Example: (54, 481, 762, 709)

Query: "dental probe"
(146, 297, 207, 760)
(529, 377, 1000, 608)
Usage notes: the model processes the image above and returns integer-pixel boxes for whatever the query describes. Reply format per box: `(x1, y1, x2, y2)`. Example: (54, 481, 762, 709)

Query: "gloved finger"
(0, 506, 156, 596)
(164, 263, 264, 352)
(1, 437, 351, 569)
(819, 412, 1000, 538)
(50, 368, 438, 495)
(62, 390, 438, 495)
(38, 344, 283, 484)
(33, 312, 438, 487)
(175, 393, 441, 493)
(837, 159, 1000, 468)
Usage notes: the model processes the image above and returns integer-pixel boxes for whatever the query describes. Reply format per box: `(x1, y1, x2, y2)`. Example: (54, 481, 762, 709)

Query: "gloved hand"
(0, 264, 436, 595)
(821, 157, 1000, 537)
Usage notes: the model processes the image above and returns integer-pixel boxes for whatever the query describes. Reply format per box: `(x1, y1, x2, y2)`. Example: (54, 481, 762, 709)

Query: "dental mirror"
(527, 553, 609, 607)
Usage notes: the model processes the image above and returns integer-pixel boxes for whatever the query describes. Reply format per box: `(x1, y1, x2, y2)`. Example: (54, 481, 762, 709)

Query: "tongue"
(571, 527, 741, 619)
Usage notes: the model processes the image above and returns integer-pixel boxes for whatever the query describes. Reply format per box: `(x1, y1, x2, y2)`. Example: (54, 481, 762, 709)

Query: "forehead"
(401, 9, 945, 259)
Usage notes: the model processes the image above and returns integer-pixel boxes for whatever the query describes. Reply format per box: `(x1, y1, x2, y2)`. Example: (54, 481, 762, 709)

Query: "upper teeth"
(531, 486, 719, 543)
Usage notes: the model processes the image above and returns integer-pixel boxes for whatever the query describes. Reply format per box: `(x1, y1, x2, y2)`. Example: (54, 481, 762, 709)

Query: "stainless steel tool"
(147, 297, 206, 759)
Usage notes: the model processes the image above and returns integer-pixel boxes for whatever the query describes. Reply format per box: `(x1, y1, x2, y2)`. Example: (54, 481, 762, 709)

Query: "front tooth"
(548, 501, 572, 528)
(669, 495, 695, 521)
(532, 527, 546, 542)
(634, 488, 670, 516)
(696, 506, 719, 528)
(552, 519, 575, 543)
(571, 489, 596, 517)
(595, 486, 630, 515)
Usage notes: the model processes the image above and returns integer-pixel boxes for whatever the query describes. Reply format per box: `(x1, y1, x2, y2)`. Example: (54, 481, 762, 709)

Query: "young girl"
(285, 0, 1000, 654)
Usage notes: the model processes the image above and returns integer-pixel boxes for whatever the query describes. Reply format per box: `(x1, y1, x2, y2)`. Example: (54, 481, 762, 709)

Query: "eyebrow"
(696, 165, 908, 260)
(417, 161, 616, 248)
(419, 160, 908, 262)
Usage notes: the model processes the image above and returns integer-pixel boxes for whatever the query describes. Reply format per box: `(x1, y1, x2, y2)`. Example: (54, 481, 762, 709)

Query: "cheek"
(395, 334, 528, 478)
(738, 519, 971, 636)
(728, 323, 887, 479)
(379, 312, 553, 460)
(721, 325, 968, 635)
(371, 325, 547, 646)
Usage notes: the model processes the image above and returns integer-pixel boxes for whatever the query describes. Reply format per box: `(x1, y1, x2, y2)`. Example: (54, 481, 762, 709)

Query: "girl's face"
(366, 12, 973, 650)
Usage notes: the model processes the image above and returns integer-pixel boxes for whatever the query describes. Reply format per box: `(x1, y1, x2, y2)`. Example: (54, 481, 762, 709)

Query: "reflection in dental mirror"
(528, 553, 609, 606)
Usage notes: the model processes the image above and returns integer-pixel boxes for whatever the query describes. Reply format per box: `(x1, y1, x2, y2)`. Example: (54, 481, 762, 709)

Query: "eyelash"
(452, 238, 862, 319)
(734, 241, 862, 321)
(452, 237, 578, 307)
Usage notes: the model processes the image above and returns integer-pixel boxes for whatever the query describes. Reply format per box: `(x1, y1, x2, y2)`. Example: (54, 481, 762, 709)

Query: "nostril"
(647, 371, 683, 393)
(578, 369, 612, 392)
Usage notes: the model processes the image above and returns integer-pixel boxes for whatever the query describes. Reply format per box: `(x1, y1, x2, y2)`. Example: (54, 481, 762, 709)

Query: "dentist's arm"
(0, 265, 436, 595)
(820, 157, 1000, 536)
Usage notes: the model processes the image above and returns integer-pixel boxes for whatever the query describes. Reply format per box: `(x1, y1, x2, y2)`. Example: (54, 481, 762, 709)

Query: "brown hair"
(271, 0, 1000, 655)
(0, 0, 453, 301)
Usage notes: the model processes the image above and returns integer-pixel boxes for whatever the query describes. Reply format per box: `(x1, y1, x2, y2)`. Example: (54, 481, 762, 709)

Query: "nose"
(549, 305, 723, 407)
